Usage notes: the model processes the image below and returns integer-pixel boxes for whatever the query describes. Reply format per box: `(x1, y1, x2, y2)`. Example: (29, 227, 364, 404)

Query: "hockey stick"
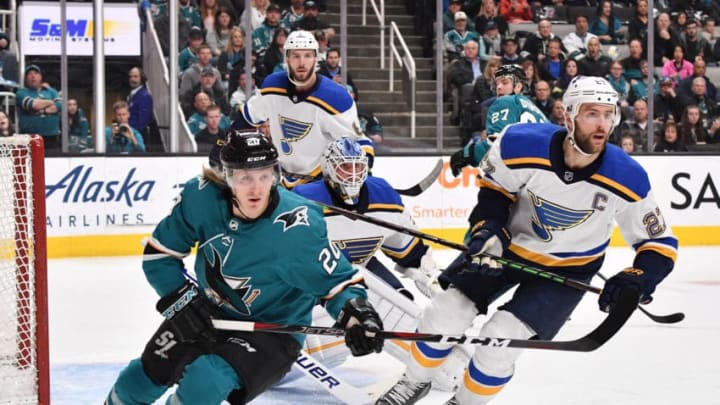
(213, 287, 639, 352)
(393, 158, 443, 197)
(596, 272, 685, 324)
(193, 256, 375, 404)
(313, 200, 603, 295)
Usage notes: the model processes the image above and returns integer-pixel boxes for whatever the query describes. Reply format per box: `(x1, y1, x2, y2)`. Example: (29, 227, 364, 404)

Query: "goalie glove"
(156, 282, 217, 343)
(395, 250, 442, 298)
(337, 297, 384, 357)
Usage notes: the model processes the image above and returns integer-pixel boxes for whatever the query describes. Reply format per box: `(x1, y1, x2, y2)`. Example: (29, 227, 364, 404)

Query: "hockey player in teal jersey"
(105, 130, 383, 405)
(377, 76, 678, 405)
(449, 64, 548, 176)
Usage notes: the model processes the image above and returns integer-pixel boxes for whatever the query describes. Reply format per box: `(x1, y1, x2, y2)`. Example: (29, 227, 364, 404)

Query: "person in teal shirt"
(16, 64, 62, 152)
(104, 101, 146, 153)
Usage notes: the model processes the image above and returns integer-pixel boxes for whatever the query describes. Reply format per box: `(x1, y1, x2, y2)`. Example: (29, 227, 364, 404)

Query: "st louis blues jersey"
(242, 72, 374, 186)
(143, 177, 366, 344)
(473, 123, 677, 279)
(293, 177, 428, 268)
(486, 94, 548, 138)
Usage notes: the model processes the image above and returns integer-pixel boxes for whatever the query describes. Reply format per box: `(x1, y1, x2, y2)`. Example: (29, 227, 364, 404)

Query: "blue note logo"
(278, 116, 312, 154)
(529, 190, 593, 241)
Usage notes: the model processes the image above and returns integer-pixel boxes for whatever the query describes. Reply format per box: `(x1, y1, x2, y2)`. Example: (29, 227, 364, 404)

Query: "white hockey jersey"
(242, 72, 374, 187)
(475, 123, 677, 274)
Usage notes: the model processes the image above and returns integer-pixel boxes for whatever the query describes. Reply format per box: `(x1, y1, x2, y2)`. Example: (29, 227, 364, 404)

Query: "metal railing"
(361, 0, 385, 69)
(388, 21, 416, 139)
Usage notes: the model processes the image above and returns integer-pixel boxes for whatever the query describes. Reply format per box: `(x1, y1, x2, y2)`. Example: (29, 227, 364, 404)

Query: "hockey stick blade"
(394, 158, 442, 196)
(596, 273, 685, 324)
(213, 289, 638, 352)
(294, 350, 374, 405)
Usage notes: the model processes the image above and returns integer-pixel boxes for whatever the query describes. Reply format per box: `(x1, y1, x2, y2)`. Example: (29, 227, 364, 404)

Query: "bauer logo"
(46, 165, 155, 207)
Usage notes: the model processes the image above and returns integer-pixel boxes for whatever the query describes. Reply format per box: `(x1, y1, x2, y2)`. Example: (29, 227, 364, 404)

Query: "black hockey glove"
(337, 297, 384, 357)
(599, 267, 654, 312)
(449, 145, 475, 177)
(467, 227, 511, 277)
(156, 282, 217, 343)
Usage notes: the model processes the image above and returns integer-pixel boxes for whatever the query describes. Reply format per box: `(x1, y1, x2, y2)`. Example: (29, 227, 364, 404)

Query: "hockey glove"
(599, 267, 655, 312)
(156, 282, 217, 343)
(449, 140, 491, 177)
(337, 297, 384, 356)
(467, 227, 511, 277)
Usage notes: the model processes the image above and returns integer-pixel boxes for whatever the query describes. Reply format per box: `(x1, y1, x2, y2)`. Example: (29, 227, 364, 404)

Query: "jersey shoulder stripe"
(306, 76, 355, 115)
(499, 123, 560, 169)
(259, 71, 289, 91)
(292, 180, 332, 205)
(590, 144, 651, 201)
(365, 176, 403, 206)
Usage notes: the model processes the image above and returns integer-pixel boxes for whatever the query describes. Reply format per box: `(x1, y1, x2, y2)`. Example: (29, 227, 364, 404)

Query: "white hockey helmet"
(562, 76, 620, 154)
(285, 30, 318, 59)
(322, 137, 369, 205)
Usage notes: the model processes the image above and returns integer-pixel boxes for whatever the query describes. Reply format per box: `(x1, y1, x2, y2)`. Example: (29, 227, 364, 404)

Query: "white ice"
(48, 247, 720, 404)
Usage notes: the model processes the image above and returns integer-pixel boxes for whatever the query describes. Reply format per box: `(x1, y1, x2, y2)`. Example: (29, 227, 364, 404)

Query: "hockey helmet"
(220, 129, 278, 182)
(322, 137, 369, 205)
(562, 76, 620, 154)
(494, 64, 526, 83)
(285, 30, 318, 59)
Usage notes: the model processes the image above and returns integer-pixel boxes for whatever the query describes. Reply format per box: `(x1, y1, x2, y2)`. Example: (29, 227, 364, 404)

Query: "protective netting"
(0, 135, 39, 404)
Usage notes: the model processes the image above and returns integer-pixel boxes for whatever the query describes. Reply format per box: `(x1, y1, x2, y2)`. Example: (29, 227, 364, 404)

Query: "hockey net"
(0, 135, 49, 404)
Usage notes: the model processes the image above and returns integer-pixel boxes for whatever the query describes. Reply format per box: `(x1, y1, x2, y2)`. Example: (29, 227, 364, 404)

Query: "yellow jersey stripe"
(590, 173, 642, 202)
(508, 243, 603, 267)
(479, 178, 516, 201)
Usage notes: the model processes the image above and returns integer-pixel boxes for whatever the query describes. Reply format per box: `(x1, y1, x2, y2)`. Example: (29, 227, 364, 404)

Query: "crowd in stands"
(435, 0, 720, 151)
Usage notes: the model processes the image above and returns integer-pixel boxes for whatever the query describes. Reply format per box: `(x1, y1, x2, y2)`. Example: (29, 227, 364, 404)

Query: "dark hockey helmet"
(220, 129, 278, 171)
(494, 64, 526, 84)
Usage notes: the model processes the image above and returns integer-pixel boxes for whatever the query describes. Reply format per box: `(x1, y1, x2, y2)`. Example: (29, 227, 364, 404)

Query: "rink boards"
(41, 155, 720, 257)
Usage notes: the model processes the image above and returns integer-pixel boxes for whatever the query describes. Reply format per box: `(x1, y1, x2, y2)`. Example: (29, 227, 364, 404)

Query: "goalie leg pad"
(406, 288, 479, 383)
(455, 310, 535, 404)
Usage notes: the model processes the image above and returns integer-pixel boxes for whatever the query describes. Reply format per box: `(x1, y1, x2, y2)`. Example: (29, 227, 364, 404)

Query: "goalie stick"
(596, 272, 685, 324)
(213, 287, 638, 352)
(192, 255, 375, 405)
(393, 158, 442, 197)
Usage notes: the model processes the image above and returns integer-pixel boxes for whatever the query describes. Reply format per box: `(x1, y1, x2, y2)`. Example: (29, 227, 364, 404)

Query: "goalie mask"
(322, 137, 369, 205)
(220, 129, 279, 188)
(562, 76, 620, 156)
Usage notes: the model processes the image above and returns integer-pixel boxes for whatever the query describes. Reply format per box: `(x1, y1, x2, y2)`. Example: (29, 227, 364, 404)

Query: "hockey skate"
(443, 395, 460, 404)
(375, 374, 431, 405)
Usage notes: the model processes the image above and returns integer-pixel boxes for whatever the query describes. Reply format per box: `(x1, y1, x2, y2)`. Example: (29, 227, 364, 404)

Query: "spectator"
(229, 68, 258, 120)
(521, 59, 540, 97)
(314, 30, 330, 65)
(614, 98, 651, 151)
(481, 21, 504, 58)
(619, 133, 637, 154)
(670, 9, 688, 34)
(552, 57, 579, 98)
(183, 67, 230, 117)
(681, 77, 717, 129)
(0, 110, 15, 137)
(589, 0, 625, 45)
(701, 16, 717, 46)
(679, 104, 708, 145)
(460, 58, 501, 142)
(105, 101, 145, 154)
(499, 34, 524, 65)
(653, 76, 684, 122)
(548, 98, 565, 125)
(206, 7, 236, 58)
(291, 1, 335, 42)
(187, 90, 232, 136)
(498, 0, 533, 23)
(16, 65, 62, 152)
(259, 27, 289, 83)
(682, 18, 714, 64)
(654, 119, 687, 152)
(67, 98, 91, 153)
(606, 60, 631, 108)
(0, 30, 18, 83)
(537, 37, 565, 86)
(443, 11, 481, 62)
(447, 40, 484, 125)
(627, 0, 649, 45)
(474, 0, 508, 38)
(318, 48, 358, 99)
(654, 12, 681, 67)
(628, 60, 658, 105)
(179, 0, 202, 28)
(707, 114, 720, 143)
(443, 0, 473, 33)
(240, 0, 270, 31)
(252, 3, 284, 56)
(621, 38, 645, 82)
(563, 15, 597, 59)
(180, 45, 225, 105)
(677, 59, 718, 102)
(522, 18, 565, 63)
(127, 67, 158, 151)
(179, 27, 204, 73)
(282, 0, 305, 28)
(195, 104, 227, 153)
(531, 80, 554, 118)
(200, 0, 232, 34)
(218, 27, 247, 89)
(662, 45, 694, 83)
(579, 37, 612, 77)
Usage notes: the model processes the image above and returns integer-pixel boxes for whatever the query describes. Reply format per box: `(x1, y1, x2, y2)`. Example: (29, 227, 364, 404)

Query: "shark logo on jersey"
(278, 116, 313, 154)
(529, 191, 593, 241)
(202, 245, 257, 316)
(274, 206, 310, 231)
(333, 237, 384, 264)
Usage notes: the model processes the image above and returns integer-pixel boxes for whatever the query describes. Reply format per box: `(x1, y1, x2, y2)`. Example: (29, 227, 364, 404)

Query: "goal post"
(0, 135, 49, 404)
